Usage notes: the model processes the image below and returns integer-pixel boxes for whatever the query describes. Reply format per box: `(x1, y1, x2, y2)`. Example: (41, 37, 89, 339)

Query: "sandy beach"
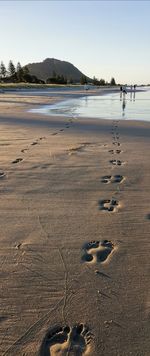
(0, 88, 150, 356)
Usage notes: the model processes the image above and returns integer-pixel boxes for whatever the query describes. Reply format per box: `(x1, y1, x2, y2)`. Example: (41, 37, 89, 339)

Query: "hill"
(26, 58, 90, 83)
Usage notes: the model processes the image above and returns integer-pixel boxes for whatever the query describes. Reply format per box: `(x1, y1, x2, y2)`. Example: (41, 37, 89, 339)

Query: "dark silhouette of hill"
(26, 58, 90, 83)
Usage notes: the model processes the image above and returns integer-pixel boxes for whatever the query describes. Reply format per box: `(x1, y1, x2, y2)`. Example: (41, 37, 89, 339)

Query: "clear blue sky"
(1, 0, 150, 84)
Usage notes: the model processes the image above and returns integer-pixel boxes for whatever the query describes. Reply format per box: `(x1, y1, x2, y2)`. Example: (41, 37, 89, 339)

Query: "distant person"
(84, 84, 89, 91)
(122, 85, 127, 94)
(130, 85, 133, 100)
(120, 86, 123, 99)
(122, 85, 127, 100)
(134, 84, 136, 91)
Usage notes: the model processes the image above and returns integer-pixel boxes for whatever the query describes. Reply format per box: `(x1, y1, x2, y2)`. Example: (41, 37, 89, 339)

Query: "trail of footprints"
(100, 119, 124, 212)
(2, 117, 74, 180)
(51, 118, 74, 136)
(40, 120, 125, 355)
(5, 113, 148, 354)
(40, 119, 124, 354)
(11, 137, 45, 165)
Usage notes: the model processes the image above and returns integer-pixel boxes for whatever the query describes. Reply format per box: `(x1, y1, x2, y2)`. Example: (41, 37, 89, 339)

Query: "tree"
(16, 62, 24, 82)
(80, 75, 87, 85)
(24, 66, 29, 75)
(8, 60, 16, 77)
(110, 77, 116, 86)
(93, 76, 99, 85)
(0, 61, 7, 79)
(46, 74, 67, 85)
(99, 78, 105, 86)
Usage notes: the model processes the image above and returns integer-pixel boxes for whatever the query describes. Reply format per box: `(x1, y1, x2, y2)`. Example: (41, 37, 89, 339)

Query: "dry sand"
(0, 89, 150, 356)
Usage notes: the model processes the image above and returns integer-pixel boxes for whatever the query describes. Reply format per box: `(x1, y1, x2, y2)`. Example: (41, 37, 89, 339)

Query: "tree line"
(0, 60, 116, 86)
(0, 60, 44, 84)
(80, 74, 116, 86)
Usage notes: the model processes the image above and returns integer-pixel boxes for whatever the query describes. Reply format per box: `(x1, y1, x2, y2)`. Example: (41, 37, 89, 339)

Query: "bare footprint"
(110, 159, 123, 166)
(0, 172, 6, 178)
(116, 149, 122, 154)
(31, 141, 38, 146)
(82, 240, 114, 264)
(101, 175, 124, 184)
(99, 198, 119, 212)
(12, 158, 23, 164)
(113, 142, 121, 146)
(21, 148, 28, 153)
(113, 175, 124, 183)
(40, 324, 92, 356)
(112, 136, 119, 140)
(101, 175, 112, 183)
(108, 149, 122, 154)
(68, 145, 84, 155)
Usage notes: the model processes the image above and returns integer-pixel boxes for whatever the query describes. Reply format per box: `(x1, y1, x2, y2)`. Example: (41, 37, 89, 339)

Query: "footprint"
(108, 149, 114, 154)
(52, 132, 58, 136)
(0, 172, 6, 178)
(15, 243, 22, 250)
(101, 175, 124, 184)
(31, 141, 38, 146)
(21, 148, 28, 153)
(112, 136, 119, 140)
(99, 198, 119, 212)
(68, 145, 84, 154)
(101, 175, 112, 184)
(40, 324, 92, 356)
(60, 129, 64, 132)
(82, 240, 114, 264)
(108, 149, 121, 154)
(113, 175, 124, 183)
(113, 142, 121, 146)
(12, 158, 23, 164)
(110, 159, 122, 166)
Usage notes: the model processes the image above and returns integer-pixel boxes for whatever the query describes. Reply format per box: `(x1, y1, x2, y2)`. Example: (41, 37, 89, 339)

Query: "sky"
(0, 0, 150, 84)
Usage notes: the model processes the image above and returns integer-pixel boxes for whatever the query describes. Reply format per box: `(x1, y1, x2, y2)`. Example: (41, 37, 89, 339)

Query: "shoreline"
(0, 90, 149, 356)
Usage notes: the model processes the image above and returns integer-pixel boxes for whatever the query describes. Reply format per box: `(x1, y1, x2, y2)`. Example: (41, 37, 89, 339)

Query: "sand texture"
(0, 90, 150, 356)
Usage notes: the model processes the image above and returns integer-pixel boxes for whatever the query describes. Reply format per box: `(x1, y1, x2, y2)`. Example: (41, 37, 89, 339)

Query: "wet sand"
(0, 89, 150, 355)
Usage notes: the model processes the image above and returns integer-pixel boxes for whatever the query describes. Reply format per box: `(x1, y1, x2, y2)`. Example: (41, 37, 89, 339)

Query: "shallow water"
(30, 88, 150, 122)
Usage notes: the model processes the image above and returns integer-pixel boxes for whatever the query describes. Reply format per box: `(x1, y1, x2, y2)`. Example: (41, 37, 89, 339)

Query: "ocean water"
(30, 88, 150, 122)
